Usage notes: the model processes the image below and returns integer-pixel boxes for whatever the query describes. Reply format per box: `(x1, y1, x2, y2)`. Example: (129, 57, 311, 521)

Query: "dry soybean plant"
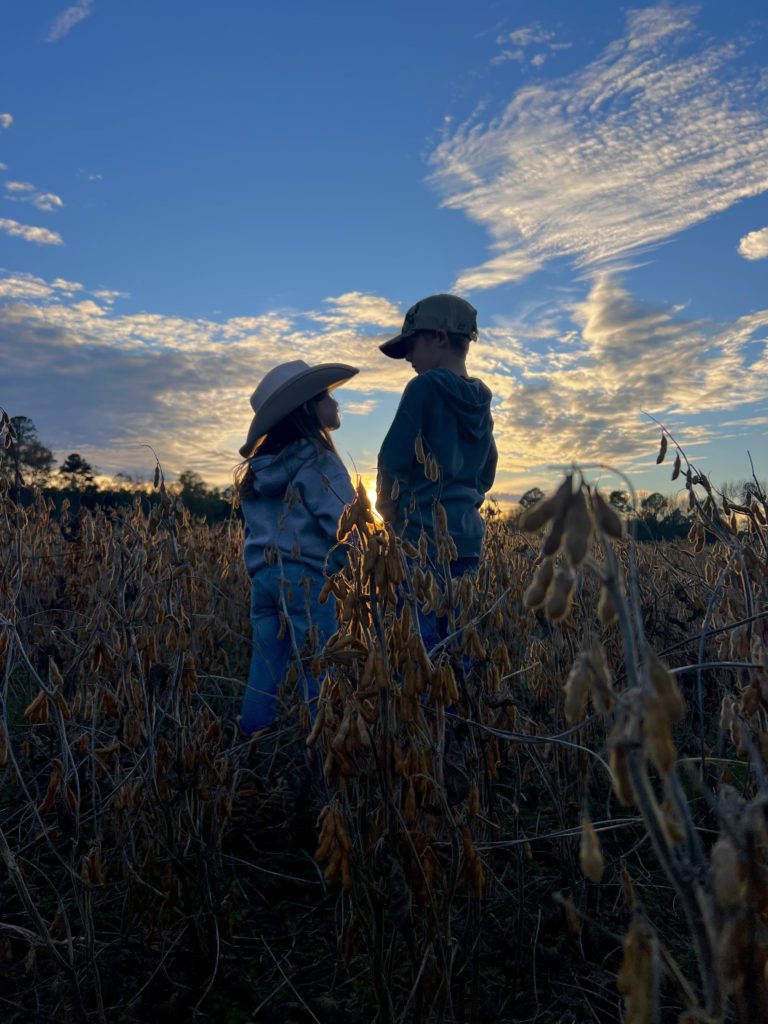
(2, 401, 768, 1023)
(1, 415, 253, 1018)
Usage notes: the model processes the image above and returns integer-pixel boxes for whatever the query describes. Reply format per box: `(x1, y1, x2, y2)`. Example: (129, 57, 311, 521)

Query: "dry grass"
(1, 417, 767, 1023)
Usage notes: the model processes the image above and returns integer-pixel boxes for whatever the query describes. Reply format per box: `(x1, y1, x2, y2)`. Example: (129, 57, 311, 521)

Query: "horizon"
(2, 1, 767, 506)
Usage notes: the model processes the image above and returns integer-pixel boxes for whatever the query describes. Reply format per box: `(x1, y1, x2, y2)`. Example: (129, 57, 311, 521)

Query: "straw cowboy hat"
(239, 359, 359, 457)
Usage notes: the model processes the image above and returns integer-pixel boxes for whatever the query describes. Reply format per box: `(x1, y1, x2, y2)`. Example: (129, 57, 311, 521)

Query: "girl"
(234, 359, 358, 735)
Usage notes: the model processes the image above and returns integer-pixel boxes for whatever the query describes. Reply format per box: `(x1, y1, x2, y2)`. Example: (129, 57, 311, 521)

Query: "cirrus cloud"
(431, 5, 768, 291)
(45, 1, 94, 43)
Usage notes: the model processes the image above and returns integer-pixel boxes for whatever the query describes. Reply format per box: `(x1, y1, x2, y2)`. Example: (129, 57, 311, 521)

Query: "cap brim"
(379, 332, 412, 360)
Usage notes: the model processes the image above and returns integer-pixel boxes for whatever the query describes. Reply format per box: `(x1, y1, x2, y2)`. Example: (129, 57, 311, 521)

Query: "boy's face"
(404, 331, 445, 374)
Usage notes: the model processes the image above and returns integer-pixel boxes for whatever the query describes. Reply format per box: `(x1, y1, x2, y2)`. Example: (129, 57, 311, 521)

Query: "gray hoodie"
(376, 368, 497, 557)
(242, 440, 355, 578)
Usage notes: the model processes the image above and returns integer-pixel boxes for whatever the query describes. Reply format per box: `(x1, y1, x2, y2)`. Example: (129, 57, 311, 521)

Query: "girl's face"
(313, 390, 341, 430)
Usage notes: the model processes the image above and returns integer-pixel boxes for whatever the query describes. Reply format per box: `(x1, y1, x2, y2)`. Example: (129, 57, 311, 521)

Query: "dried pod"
(711, 837, 743, 908)
(518, 475, 573, 533)
(522, 557, 554, 610)
(563, 488, 593, 566)
(597, 585, 618, 626)
(564, 654, 591, 723)
(592, 489, 625, 539)
(671, 452, 681, 481)
(541, 511, 566, 558)
(617, 918, 653, 1023)
(414, 434, 426, 464)
(609, 745, 636, 806)
(544, 567, 575, 621)
(656, 433, 668, 464)
(648, 653, 685, 720)
(579, 815, 604, 883)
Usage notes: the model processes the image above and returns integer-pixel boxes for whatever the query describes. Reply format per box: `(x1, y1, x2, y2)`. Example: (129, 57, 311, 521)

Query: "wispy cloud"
(492, 23, 569, 67)
(0, 114, 12, 130)
(1, 272, 766, 489)
(344, 399, 379, 416)
(0, 218, 63, 245)
(32, 193, 64, 212)
(738, 226, 768, 260)
(5, 180, 65, 212)
(432, 5, 768, 290)
(319, 291, 402, 328)
(45, 1, 94, 43)
(500, 25, 554, 48)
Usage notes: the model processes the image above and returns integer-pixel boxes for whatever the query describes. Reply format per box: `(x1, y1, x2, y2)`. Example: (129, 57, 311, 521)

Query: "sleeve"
(376, 375, 431, 523)
(299, 452, 356, 543)
(478, 435, 498, 496)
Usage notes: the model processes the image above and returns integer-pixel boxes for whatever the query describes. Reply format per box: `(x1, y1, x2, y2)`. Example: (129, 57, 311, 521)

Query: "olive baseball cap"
(379, 293, 478, 359)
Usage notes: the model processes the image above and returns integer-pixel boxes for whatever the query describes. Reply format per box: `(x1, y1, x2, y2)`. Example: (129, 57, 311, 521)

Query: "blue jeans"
(416, 556, 478, 652)
(241, 564, 337, 735)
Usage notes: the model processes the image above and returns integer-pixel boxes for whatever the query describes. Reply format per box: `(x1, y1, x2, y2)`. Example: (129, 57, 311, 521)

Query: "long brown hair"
(232, 393, 337, 506)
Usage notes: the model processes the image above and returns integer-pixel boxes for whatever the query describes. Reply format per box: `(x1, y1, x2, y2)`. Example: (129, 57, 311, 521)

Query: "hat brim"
(239, 363, 359, 458)
(379, 330, 415, 360)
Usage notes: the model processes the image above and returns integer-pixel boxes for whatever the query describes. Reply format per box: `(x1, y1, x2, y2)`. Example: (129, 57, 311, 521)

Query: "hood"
(249, 439, 316, 496)
(425, 369, 493, 440)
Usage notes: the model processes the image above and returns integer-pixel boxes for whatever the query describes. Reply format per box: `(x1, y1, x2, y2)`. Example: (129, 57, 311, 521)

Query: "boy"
(376, 293, 497, 573)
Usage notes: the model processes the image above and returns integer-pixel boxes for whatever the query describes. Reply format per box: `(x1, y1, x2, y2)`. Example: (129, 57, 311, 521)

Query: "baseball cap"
(379, 294, 478, 359)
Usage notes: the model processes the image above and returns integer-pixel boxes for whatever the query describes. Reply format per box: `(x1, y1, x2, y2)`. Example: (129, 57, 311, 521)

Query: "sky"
(1, 1, 767, 505)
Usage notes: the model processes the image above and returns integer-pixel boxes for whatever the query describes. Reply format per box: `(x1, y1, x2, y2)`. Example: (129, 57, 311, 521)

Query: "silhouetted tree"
(0, 415, 55, 485)
(640, 492, 668, 518)
(609, 490, 632, 514)
(519, 487, 545, 510)
(176, 469, 230, 520)
(59, 453, 96, 490)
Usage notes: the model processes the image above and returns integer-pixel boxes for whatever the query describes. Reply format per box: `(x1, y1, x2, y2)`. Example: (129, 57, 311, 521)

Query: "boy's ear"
(435, 329, 450, 348)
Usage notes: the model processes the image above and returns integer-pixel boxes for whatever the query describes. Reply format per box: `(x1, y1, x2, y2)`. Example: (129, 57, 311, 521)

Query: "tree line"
(0, 415, 232, 522)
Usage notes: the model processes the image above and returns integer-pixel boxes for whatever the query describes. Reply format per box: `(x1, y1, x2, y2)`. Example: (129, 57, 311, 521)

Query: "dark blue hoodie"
(376, 368, 497, 557)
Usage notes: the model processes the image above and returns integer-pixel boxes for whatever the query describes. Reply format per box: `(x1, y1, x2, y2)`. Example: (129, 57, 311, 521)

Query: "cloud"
(738, 226, 768, 260)
(1, 272, 765, 490)
(45, 1, 94, 43)
(91, 288, 128, 303)
(33, 193, 64, 212)
(0, 281, 411, 482)
(0, 218, 64, 245)
(320, 291, 402, 328)
(0, 274, 54, 300)
(432, 5, 768, 290)
(0, 114, 12, 130)
(491, 49, 525, 66)
(500, 26, 553, 48)
(0, 164, 7, 171)
(51, 278, 84, 294)
(344, 399, 379, 415)
(4, 181, 64, 212)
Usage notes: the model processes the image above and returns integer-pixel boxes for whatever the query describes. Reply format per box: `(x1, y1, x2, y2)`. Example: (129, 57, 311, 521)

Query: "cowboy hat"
(239, 359, 359, 457)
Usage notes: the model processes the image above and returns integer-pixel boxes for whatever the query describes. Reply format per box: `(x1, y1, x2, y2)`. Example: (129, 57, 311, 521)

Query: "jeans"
(241, 564, 337, 735)
(415, 556, 479, 652)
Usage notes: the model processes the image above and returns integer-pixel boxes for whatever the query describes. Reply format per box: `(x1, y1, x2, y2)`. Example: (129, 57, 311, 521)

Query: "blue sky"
(1, 1, 767, 503)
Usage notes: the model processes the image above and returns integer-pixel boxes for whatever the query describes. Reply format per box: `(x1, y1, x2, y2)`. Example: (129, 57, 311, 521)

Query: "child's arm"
(376, 376, 429, 523)
(299, 455, 356, 541)
(479, 436, 498, 496)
